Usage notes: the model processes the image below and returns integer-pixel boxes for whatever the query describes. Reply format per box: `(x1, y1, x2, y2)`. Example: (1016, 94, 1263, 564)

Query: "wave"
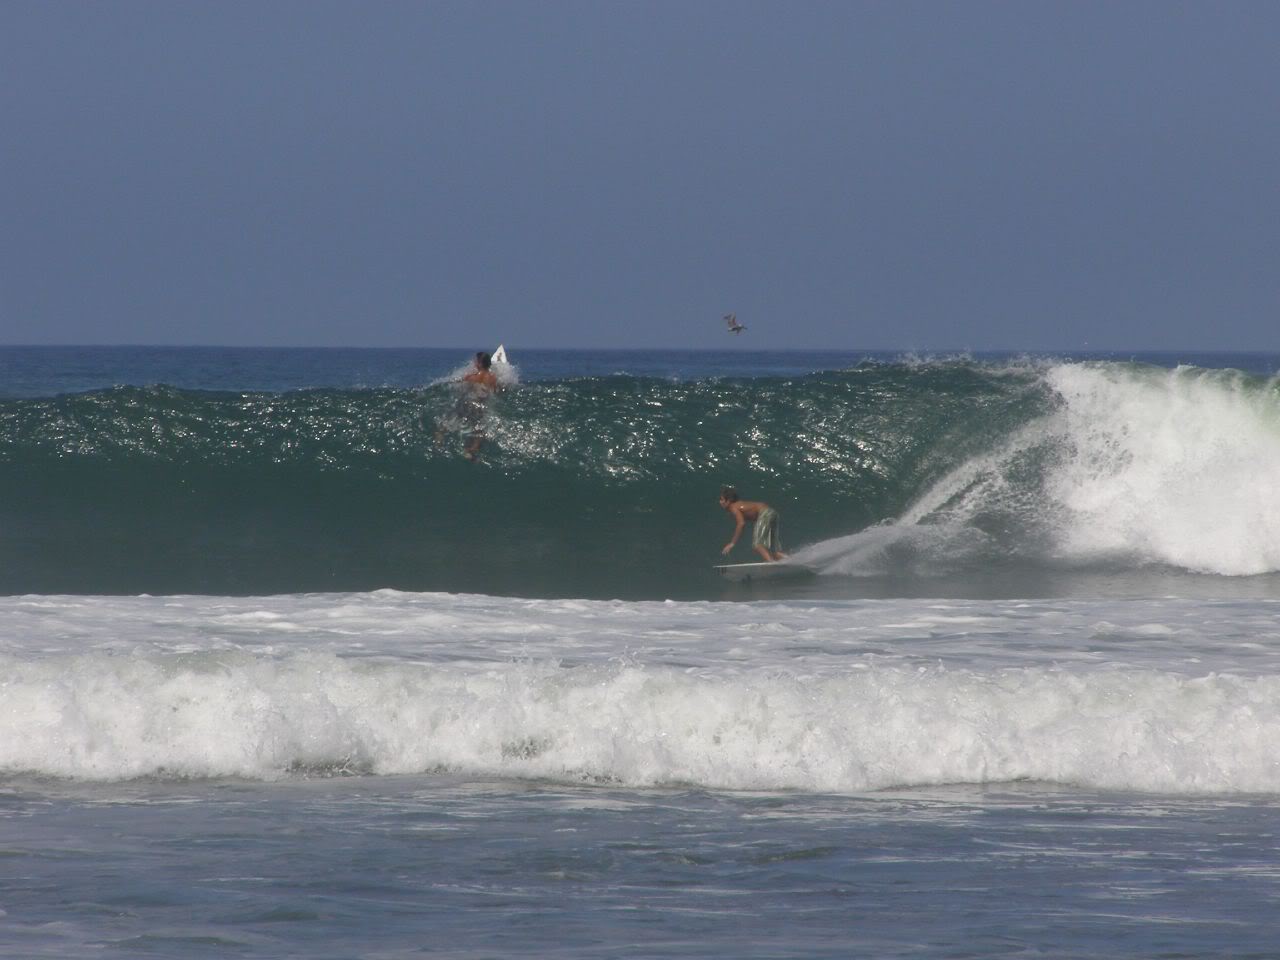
(3, 359, 1279, 596)
(879, 363, 1280, 577)
(4, 648, 1278, 794)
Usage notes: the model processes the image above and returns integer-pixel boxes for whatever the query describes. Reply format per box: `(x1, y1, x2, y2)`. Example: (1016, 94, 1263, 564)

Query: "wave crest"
(3, 360, 1279, 594)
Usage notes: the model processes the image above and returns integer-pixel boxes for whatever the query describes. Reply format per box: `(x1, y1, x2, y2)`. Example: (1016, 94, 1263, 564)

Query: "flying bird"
(724, 313, 746, 334)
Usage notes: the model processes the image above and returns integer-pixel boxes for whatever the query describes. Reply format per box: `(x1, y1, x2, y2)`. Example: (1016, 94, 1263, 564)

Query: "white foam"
(808, 362, 1280, 579)
(4, 648, 1280, 793)
(4, 592, 1280, 793)
(1042, 364, 1280, 575)
(429, 354, 520, 389)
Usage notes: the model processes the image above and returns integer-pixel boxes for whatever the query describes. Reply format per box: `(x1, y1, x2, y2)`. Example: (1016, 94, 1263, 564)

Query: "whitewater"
(6, 591, 1280, 794)
(4, 347, 1280, 958)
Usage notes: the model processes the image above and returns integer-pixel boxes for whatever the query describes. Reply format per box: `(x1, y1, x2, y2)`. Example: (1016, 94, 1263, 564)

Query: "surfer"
(435, 351, 500, 461)
(718, 487, 785, 562)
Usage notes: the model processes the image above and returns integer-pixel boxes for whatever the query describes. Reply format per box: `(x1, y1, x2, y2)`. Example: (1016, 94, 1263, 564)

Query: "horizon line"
(2, 343, 1274, 356)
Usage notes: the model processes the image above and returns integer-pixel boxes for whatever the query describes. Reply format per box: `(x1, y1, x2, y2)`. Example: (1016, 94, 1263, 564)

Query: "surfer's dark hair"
(720, 486, 739, 503)
(475, 352, 492, 370)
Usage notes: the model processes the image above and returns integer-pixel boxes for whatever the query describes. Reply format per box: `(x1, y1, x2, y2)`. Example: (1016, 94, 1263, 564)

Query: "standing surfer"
(718, 487, 785, 562)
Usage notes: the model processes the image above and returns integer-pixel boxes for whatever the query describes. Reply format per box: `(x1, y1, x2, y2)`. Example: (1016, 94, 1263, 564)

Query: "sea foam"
(5, 591, 1280, 794)
(1043, 363, 1280, 575)
(4, 650, 1280, 793)
(813, 362, 1280, 579)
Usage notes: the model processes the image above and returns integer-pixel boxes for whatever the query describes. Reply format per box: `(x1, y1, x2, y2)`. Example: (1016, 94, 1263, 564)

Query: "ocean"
(3, 346, 1280, 957)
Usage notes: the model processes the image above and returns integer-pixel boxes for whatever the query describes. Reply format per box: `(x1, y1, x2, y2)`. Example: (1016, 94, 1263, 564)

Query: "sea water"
(3, 347, 1280, 957)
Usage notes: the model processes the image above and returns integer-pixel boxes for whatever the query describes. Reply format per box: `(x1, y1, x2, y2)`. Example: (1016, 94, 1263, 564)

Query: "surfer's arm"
(721, 509, 746, 555)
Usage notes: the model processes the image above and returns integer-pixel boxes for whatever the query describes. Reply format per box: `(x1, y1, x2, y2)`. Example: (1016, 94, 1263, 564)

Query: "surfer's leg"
(434, 413, 456, 448)
(770, 524, 785, 560)
(768, 510, 784, 560)
(753, 508, 782, 562)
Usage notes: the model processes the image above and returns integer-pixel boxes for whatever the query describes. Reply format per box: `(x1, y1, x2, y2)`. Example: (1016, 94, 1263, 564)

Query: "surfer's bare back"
(718, 486, 784, 562)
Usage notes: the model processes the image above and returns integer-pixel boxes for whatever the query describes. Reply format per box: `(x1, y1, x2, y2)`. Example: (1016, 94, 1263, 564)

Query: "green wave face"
(7, 359, 1275, 598)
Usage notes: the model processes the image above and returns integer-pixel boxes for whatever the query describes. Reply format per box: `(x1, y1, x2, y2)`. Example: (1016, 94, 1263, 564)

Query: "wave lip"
(814, 361, 1280, 582)
(1041, 364, 1280, 576)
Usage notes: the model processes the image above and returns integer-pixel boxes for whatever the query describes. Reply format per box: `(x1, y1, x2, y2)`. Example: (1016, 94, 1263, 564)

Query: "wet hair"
(720, 486, 739, 503)
(475, 352, 492, 370)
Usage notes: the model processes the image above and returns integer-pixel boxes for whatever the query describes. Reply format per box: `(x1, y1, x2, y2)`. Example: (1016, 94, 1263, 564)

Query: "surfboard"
(492, 344, 508, 365)
(714, 561, 813, 583)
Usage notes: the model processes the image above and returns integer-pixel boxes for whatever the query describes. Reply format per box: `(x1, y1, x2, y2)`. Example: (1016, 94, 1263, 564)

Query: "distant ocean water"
(4, 346, 1280, 958)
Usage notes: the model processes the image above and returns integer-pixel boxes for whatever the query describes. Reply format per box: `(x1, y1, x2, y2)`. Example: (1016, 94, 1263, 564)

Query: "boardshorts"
(752, 507, 781, 554)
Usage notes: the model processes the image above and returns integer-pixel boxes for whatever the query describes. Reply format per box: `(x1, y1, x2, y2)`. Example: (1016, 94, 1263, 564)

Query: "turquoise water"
(6, 348, 1280, 598)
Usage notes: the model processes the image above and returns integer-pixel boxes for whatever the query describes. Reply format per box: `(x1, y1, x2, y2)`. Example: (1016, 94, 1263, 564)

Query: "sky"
(2, 0, 1277, 352)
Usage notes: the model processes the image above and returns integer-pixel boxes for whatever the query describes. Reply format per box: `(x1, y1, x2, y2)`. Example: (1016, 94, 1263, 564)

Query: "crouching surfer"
(718, 486, 785, 562)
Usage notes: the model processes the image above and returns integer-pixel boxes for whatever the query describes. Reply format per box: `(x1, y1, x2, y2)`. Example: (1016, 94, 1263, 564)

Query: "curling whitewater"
(6, 590, 1280, 794)
(794, 361, 1280, 583)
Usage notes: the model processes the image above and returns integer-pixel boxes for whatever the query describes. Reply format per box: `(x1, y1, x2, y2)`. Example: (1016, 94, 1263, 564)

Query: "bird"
(724, 313, 746, 334)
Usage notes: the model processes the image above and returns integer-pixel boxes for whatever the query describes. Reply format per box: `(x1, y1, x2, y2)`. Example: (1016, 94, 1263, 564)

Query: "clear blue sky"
(2, 0, 1277, 351)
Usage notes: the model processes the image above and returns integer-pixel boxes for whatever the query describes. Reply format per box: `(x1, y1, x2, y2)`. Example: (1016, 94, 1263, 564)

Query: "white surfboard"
(714, 561, 813, 583)
(491, 344, 508, 365)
